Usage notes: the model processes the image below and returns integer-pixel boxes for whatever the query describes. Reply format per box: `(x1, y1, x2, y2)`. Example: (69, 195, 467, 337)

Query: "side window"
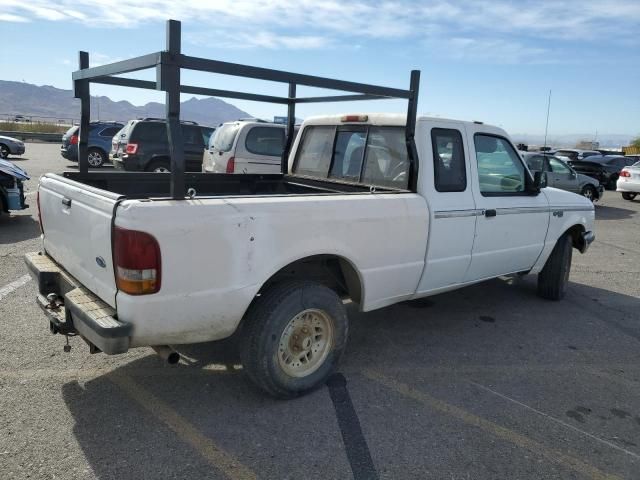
(431, 128, 466, 192)
(330, 130, 366, 180)
(294, 126, 336, 177)
(99, 126, 121, 137)
(549, 157, 571, 173)
(361, 127, 409, 189)
(181, 125, 202, 145)
(245, 127, 285, 156)
(475, 134, 527, 195)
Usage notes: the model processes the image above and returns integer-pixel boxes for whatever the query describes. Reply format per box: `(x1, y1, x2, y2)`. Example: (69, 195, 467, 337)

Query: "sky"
(1, 0, 639, 138)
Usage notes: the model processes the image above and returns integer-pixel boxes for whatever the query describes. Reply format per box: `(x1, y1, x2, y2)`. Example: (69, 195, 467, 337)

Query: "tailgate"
(39, 174, 122, 307)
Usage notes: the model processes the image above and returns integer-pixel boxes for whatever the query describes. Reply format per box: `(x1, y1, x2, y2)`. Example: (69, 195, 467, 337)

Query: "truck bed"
(61, 171, 402, 198)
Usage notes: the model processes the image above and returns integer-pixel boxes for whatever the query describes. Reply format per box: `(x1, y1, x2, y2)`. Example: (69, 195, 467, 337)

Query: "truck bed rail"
(72, 19, 420, 198)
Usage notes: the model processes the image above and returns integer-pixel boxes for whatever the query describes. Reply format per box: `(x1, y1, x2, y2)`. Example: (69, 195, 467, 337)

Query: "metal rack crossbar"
(73, 19, 420, 198)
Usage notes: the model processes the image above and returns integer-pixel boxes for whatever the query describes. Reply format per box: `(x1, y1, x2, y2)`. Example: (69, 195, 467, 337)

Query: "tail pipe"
(152, 345, 181, 365)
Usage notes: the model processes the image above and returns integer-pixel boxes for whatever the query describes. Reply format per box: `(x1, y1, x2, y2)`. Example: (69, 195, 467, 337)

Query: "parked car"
(554, 149, 600, 162)
(110, 118, 209, 172)
(617, 161, 640, 201)
(0, 158, 29, 216)
(0, 135, 26, 159)
(13, 115, 31, 123)
(60, 121, 123, 167)
(521, 152, 603, 202)
(568, 155, 637, 190)
(203, 119, 298, 174)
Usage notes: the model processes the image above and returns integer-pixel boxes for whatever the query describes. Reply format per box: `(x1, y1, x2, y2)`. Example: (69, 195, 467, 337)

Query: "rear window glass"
(213, 124, 240, 152)
(99, 126, 121, 137)
(330, 130, 366, 180)
(294, 126, 336, 177)
(132, 122, 166, 142)
(64, 126, 78, 137)
(245, 127, 285, 156)
(361, 127, 409, 188)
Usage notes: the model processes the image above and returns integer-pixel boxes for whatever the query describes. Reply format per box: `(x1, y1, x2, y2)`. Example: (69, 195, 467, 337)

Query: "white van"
(203, 120, 296, 174)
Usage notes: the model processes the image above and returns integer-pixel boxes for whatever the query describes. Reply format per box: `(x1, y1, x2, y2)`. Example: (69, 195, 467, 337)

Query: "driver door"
(464, 131, 550, 281)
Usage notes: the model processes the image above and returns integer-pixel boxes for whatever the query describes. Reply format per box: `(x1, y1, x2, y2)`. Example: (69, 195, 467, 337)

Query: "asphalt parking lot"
(1, 142, 639, 480)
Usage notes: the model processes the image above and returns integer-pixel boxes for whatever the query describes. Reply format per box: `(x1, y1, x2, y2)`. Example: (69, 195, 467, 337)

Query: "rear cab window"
(294, 125, 409, 189)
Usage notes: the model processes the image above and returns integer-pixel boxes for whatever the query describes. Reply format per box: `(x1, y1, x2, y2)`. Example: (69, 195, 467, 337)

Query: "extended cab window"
(475, 134, 526, 195)
(245, 127, 285, 156)
(431, 128, 466, 192)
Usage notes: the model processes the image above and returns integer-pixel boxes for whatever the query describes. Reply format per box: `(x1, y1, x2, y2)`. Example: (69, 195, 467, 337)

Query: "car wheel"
(537, 233, 572, 301)
(621, 192, 637, 201)
(239, 280, 349, 398)
(146, 160, 171, 173)
(581, 185, 596, 202)
(0, 144, 9, 159)
(87, 148, 106, 168)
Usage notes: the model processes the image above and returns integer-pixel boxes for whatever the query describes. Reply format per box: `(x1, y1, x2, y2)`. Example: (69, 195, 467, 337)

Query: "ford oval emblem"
(95, 256, 107, 268)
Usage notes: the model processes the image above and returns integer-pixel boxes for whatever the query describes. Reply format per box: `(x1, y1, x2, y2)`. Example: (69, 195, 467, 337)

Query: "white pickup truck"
(26, 112, 595, 397)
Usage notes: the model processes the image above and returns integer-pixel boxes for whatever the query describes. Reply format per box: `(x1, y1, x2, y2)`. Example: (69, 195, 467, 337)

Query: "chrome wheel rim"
(87, 151, 102, 166)
(278, 308, 334, 378)
(153, 166, 170, 173)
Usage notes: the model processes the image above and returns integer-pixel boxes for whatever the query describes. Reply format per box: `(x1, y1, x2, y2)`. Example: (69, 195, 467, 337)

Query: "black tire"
(87, 148, 106, 168)
(239, 280, 348, 398)
(580, 185, 597, 202)
(145, 160, 171, 173)
(621, 192, 637, 201)
(537, 233, 572, 301)
(0, 144, 9, 159)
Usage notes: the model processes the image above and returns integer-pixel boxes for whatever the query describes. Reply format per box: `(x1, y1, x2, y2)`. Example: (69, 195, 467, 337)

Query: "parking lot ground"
(1, 142, 639, 479)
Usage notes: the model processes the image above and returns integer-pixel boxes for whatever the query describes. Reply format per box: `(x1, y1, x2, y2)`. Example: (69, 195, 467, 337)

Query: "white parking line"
(0, 275, 32, 301)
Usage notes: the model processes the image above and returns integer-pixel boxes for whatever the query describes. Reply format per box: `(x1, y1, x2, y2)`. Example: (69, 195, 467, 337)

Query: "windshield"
(212, 123, 240, 152)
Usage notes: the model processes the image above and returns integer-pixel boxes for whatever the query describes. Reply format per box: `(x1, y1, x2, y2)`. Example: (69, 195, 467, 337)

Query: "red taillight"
(125, 143, 138, 154)
(69, 134, 78, 145)
(113, 227, 161, 295)
(226, 157, 235, 173)
(36, 190, 43, 233)
(620, 170, 631, 177)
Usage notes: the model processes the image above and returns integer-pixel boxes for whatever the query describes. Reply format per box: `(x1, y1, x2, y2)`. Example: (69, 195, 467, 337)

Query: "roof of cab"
(301, 113, 485, 128)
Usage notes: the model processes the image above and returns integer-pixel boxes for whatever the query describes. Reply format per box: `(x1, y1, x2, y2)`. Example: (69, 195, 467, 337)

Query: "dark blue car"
(61, 121, 123, 167)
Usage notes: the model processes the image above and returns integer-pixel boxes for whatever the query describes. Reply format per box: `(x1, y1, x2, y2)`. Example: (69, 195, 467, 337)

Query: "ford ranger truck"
(25, 114, 595, 398)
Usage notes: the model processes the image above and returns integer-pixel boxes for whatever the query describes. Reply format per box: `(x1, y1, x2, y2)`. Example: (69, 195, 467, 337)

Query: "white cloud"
(1, 0, 639, 58)
(0, 12, 28, 22)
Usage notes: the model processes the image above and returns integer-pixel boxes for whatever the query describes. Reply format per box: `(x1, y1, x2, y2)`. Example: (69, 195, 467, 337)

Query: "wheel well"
(88, 146, 106, 155)
(260, 255, 363, 305)
(146, 156, 170, 169)
(565, 224, 586, 250)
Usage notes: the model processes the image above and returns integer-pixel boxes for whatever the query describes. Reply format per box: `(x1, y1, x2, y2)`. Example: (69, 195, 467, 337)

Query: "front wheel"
(0, 144, 9, 159)
(537, 233, 572, 301)
(622, 192, 637, 201)
(239, 280, 348, 398)
(581, 185, 597, 202)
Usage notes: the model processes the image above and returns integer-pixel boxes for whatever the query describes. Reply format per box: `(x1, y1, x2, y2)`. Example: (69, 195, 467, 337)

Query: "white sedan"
(617, 161, 640, 200)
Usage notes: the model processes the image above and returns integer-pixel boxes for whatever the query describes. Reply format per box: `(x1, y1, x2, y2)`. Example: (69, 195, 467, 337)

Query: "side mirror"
(532, 171, 547, 191)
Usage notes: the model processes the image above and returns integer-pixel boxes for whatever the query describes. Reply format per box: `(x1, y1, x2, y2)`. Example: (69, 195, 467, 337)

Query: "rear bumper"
(24, 251, 131, 354)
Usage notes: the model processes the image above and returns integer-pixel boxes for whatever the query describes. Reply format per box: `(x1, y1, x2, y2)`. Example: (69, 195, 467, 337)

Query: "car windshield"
(212, 124, 240, 152)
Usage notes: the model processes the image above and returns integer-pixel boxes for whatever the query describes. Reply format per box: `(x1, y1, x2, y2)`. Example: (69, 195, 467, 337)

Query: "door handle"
(62, 197, 72, 207)
(484, 209, 496, 217)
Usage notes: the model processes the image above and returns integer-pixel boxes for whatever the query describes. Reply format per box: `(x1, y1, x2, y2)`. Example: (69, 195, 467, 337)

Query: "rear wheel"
(87, 148, 106, 167)
(0, 144, 9, 159)
(537, 233, 572, 301)
(146, 160, 170, 173)
(239, 280, 348, 398)
(622, 192, 637, 201)
(581, 185, 596, 202)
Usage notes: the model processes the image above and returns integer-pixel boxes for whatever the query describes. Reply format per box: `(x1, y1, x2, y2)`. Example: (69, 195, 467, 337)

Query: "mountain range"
(0, 80, 250, 126)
